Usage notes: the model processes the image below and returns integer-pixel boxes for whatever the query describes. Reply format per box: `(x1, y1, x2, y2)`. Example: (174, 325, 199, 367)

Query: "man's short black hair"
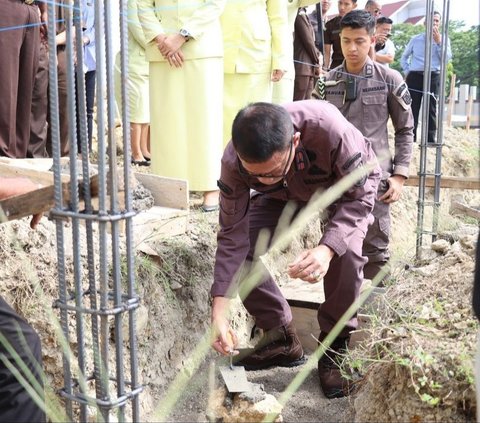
(231, 102, 293, 163)
(340, 9, 376, 35)
(376, 16, 393, 25)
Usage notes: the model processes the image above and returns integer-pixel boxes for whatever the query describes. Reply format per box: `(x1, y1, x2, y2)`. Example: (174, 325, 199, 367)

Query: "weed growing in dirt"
(343, 255, 478, 421)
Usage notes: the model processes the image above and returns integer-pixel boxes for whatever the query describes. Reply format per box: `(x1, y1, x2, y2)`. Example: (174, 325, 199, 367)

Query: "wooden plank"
(404, 175, 480, 190)
(290, 306, 320, 352)
(446, 74, 456, 127)
(0, 157, 69, 171)
(289, 307, 371, 352)
(466, 92, 474, 131)
(0, 161, 70, 186)
(0, 175, 101, 222)
(0, 183, 69, 222)
(134, 172, 188, 210)
(450, 200, 480, 220)
(281, 279, 379, 351)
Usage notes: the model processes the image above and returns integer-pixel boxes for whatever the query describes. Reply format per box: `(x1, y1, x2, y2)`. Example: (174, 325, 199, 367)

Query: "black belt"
(410, 70, 440, 75)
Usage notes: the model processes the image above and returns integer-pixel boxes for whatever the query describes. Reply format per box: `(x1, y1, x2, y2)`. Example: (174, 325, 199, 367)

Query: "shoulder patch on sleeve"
(342, 153, 367, 187)
(217, 179, 233, 195)
(342, 152, 361, 171)
(393, 81, 412, 110)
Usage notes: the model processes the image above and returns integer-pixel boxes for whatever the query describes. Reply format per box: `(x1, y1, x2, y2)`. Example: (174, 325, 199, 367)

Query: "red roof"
(381, 0, 409, 18)
(404, 15, 424, 24)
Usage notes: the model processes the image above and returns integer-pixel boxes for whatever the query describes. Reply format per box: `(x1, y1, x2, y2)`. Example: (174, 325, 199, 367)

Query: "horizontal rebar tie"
(58, 386, 143, 408)
(53, 296, 140, 315)
(50, 209, 137, 222)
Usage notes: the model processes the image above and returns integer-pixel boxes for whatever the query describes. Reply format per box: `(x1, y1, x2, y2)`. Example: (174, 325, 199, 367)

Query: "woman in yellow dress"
(138, 0, 225, 209)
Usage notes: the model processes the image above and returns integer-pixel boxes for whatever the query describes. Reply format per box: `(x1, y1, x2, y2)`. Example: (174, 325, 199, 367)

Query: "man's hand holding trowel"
(211, 296, 239, 356)
(212, 297, 252, 393)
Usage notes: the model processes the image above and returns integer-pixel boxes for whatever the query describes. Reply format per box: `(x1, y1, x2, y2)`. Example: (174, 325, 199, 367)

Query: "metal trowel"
(219, 333, 251, 393)
(219, 352, 251, 393)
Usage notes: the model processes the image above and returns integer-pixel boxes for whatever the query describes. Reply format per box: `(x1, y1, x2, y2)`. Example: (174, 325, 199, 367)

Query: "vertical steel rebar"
(415, 0, 434, 258)
(47, 2, 74, 420)
(102, 2, 126, 421)
(92, 0, 111, 419)
(431, 0, 451, 240)
(415, 0, 451, 259)
(119, 1, 141, 420)
(67, 2, 89, 420)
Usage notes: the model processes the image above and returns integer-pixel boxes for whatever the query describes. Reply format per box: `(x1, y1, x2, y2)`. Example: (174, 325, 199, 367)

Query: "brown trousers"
(28, 41, 49, 158)
(0, 0, 40, 158)
(46, 48, 70, 157)
(243, 195, 366, 338)
(293, 75, 315, 101)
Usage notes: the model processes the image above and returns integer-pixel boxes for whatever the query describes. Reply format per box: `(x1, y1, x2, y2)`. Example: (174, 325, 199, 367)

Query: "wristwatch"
(179, 28, 191, 42)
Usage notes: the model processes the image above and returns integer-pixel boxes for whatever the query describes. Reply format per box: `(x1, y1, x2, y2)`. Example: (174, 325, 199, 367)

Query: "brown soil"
(0, 127, 478, 422)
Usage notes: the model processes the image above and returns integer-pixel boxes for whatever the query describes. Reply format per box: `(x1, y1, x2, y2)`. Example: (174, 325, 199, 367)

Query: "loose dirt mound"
(351, 228, 478, 422)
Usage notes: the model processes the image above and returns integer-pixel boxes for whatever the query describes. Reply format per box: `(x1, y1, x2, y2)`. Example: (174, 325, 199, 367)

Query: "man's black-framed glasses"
(237, 139, 294, 180)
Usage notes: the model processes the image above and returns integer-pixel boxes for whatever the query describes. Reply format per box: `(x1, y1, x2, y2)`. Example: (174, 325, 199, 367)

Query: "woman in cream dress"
(115, 0, 151, 164)
(138, 0, 225, 208)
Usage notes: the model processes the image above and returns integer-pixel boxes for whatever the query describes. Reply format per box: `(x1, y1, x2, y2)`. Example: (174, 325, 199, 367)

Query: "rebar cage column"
(47, 1, 142, 421)
(415, 0, 451, 259)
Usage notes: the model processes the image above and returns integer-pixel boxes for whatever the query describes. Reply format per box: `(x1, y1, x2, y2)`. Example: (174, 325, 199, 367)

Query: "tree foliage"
(390, 21, 479, 90)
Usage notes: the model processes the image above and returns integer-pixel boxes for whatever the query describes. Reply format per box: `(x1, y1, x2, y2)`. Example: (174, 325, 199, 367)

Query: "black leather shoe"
(235, 322, 306, 370)
(200, 204, 219, 212)
(131, 159, 150, 166)
(317, 332, 352, 399)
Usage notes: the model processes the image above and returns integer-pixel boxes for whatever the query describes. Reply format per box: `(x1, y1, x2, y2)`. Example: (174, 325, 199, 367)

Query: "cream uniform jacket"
(221, 0, 290, 74)
(221, 0, 289, 144)
(272, 0, 319, 104)
(139, 0, 225, 61)
(127, 0, 148, 74)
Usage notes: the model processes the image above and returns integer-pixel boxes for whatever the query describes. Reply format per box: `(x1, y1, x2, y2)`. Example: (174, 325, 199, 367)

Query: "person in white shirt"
(374, 17, 395, 67)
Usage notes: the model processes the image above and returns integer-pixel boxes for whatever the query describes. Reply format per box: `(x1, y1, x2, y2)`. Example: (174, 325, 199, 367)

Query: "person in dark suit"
(293, 7, 320, 100)
(400, 11, 452, 144)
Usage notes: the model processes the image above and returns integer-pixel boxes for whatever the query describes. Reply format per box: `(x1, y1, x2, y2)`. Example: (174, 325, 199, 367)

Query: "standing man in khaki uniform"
(315, 10, 414, 282)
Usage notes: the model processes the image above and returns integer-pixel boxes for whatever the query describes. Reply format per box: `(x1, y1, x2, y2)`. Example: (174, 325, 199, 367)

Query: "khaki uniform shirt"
(322, 58, 414, 177)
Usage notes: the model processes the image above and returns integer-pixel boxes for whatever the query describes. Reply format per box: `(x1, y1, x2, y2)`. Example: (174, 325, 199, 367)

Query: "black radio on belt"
(344, 76, 357, 102)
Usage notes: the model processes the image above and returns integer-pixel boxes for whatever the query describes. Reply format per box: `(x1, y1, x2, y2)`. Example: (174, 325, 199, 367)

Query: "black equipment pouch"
(344, 76, 357, 102)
